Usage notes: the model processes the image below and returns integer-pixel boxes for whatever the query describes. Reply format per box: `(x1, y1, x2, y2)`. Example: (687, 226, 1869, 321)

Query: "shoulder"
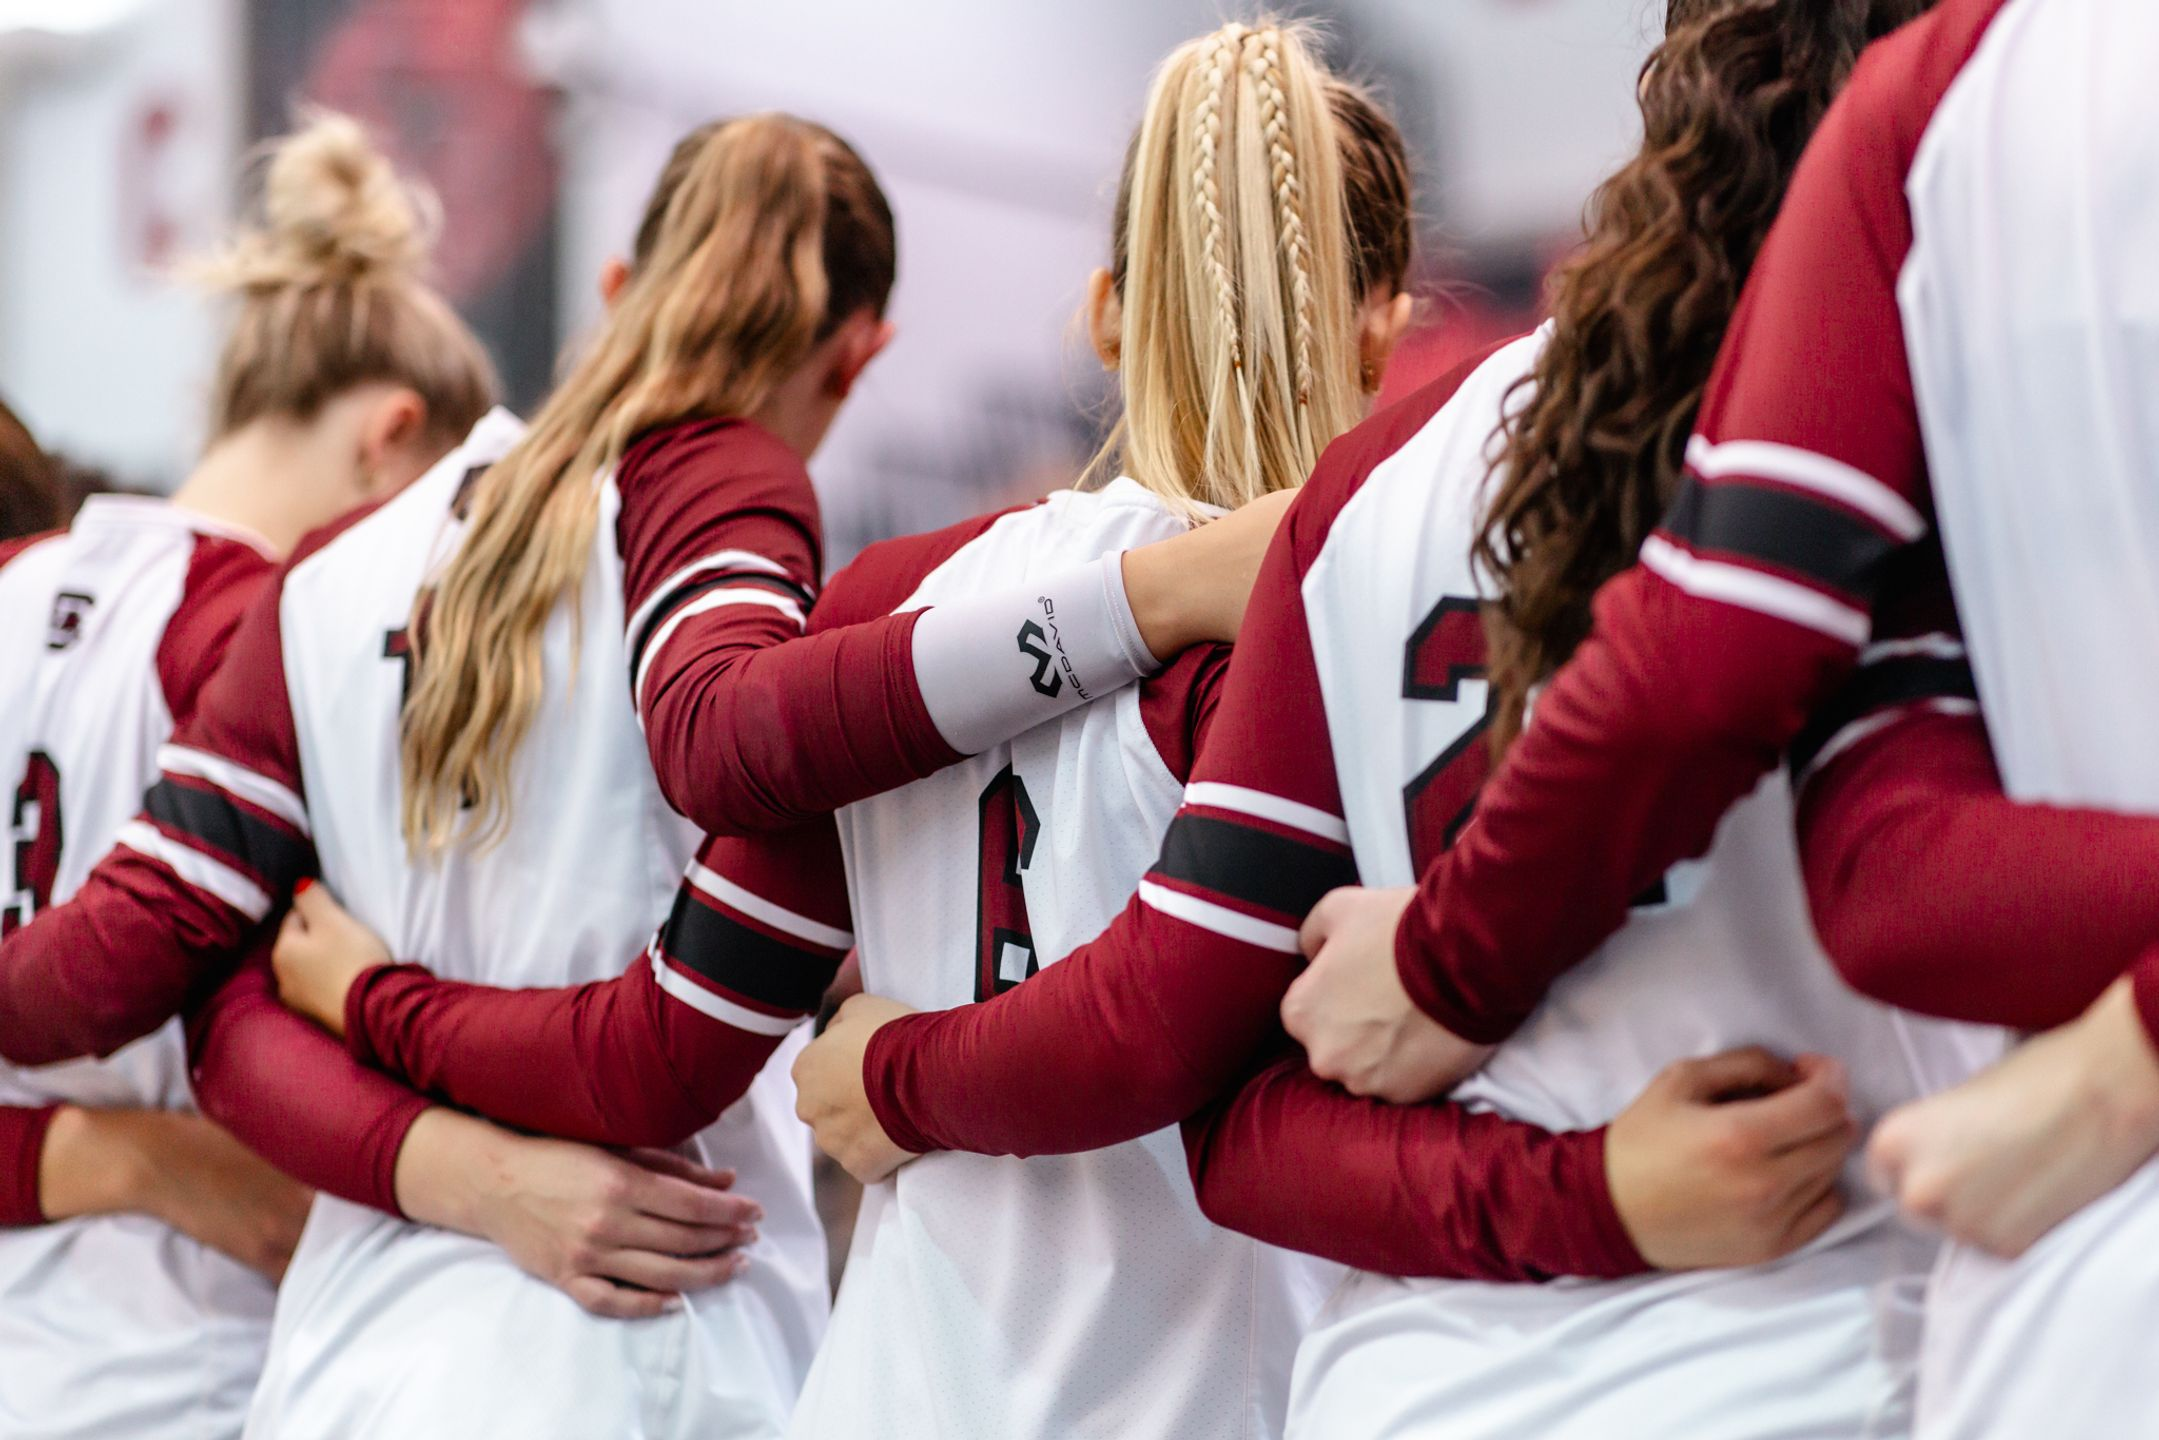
(157, 535, 282, 726)
(0, 527, 62, 577)
(810, 502, 1036, 634)
(1289, 333, 1540, 568)
(618, 418, 816, 524)
(1815, 0, 2018, 181)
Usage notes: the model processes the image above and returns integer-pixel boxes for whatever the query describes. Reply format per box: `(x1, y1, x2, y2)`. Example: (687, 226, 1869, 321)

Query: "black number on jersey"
(5, 752, 63, 938)
(1400, 595, 1494, 875)
(974, 766, 1041, 1000)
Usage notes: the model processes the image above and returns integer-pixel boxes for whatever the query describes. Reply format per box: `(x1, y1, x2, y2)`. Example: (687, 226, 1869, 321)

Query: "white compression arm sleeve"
(910, 553, 1160, 756)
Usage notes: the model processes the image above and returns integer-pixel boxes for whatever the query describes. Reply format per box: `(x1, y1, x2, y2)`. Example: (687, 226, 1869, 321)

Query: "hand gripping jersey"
(789, 479, 1332, 1440)
(1282, 331, 1989, 1440)
(1849, 3, 2159, 1436)
(177, 413, 824, 1440)
(0, 499, 278, 1440)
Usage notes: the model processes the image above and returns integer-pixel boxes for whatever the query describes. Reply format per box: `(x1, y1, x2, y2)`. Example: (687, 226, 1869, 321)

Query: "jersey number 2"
(5, 752, 63, 938)
(975, 767, 1040, 1001)
(1401, 595, 1493, 875)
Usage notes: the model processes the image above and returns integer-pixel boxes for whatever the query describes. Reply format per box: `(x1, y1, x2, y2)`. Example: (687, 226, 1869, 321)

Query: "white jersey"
(794, 479, 1331, 1440)
(238, 412, 827, 1440)
(1287, 333, 1994, 1440)
(1888, 2, 2159, 1436)
(0, 497, 280, 1439)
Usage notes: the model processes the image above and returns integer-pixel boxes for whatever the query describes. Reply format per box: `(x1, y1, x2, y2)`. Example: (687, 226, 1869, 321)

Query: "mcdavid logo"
(1016, 620, 1063, 698)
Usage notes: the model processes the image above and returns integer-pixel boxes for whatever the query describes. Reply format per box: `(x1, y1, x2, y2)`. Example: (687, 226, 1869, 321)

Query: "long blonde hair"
(1096, 20, 1413, 514)
(398, 115, 895, 854)
(193, 111, 497, 453)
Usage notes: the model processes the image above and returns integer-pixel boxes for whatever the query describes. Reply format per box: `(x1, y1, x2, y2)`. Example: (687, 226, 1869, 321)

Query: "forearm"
(348, 962, 770, 1149)
(0, 851, 251, 1065)
(1398, 570, 1846, 1043)
(1181, 1055, 1644, 1281)
(866, 897, 1299, 1158)
(1801, 710, 2159, 1032)
(186, 960, 424, 1215)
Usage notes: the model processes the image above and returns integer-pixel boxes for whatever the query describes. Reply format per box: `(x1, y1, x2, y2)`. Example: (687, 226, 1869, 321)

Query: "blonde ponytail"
(193, 110, 496, 449)
(1097, 20, 1411, 516)
(398, 114, 895, 854)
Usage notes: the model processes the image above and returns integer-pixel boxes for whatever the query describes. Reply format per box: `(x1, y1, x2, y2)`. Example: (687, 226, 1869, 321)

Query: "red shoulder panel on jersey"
(0, 529, 61, 575)
(155, 536, 278, 730)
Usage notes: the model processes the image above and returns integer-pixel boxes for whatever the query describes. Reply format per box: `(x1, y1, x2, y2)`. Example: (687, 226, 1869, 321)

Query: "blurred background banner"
(0, 0, 1659, 560)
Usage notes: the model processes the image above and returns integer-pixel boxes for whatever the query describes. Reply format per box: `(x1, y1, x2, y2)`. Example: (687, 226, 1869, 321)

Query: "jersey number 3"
(1401, 595, 1492, 875)
(5, 752, 63, 938)
(975, 766, 1040, 1001)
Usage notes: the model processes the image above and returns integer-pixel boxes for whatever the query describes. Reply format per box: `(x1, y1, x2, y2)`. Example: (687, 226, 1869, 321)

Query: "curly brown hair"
(1476, 0, 1933, 753)
(0, 396, 60, 542)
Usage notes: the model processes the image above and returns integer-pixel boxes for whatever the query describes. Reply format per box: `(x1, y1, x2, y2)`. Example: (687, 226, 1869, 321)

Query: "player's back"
(0, 498, 281, 1440)
(1289, 331, 1992, 1439)
(240, 411, 827, 1440)
(799, 479, 1330, 1440)
(1872, 5, 2159, 1435)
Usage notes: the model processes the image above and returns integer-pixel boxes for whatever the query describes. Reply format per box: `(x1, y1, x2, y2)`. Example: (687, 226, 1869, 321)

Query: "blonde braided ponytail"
(1091, 19, 1393, 516)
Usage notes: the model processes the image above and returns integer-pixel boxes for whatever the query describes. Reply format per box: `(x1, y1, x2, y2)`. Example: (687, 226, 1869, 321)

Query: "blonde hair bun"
(198, 110, 437, 293)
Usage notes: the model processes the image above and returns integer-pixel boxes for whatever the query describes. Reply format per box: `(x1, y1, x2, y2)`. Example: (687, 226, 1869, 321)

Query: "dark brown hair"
(0, 396, 60, 541)
(1477, 0, 1933, 751)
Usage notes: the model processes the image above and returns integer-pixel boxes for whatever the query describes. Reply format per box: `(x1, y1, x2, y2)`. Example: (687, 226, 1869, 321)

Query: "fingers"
(603, 1210, 759, 1259)
(622, 1150, 735, 1191)
(1779, 1176, 1848, 1255)
(627, 1170, 764, 1230)
(592, 1246, 749, 1296)
(1296, 888, 1358, 956)
(563, 1275, 680, 1321)
(1726, 1065, 1853, 1153)
(1663, 1046, 1797, 1104)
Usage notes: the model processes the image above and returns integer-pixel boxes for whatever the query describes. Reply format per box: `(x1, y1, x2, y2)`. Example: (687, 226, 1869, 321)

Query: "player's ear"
(597, 255, 633, 309)
(356, 387, 430, 498)
(1357, 291, 1415, 397)
(1086, 268, 1122, 372)
(827, 312, 895, 400)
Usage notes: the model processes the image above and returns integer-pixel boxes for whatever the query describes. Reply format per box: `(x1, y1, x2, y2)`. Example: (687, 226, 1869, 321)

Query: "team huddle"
(4, 0, 2158, 1435)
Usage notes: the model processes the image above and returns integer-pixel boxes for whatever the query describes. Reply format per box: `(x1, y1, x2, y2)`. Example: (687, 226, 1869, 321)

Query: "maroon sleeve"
(1800, 700, 2159, 1031)
(185, 950, 424, 1216)
(345, 823, 851, 1148)
(1392, 8, 2010, 1043)
(618, 418, 963, 835)
(0, 555, 318, 1065)
(0, 1103, 59, 1227)
(1181, 1055, 1641, 1281)
(155, 536, 276, 728)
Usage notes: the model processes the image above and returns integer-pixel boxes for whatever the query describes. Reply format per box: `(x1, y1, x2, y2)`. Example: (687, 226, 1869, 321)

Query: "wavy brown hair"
(0, 396, 60, 541)
(1476, 0, 1932, 752)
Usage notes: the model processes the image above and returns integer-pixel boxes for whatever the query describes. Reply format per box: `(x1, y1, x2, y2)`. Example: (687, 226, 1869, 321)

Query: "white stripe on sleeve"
(1137, 880, 1300, 953)
(156, 745, 309, 836)
(1180, 782, 1349, 845)
(632, 588, 809, 718)
(1685, 436, 1927, 542)
(1641, 535, 1871, 647)
(626, 549, 797, 643)
(684, 862, 855, 951)
(115, 820, 272, 921)
(650, 951, 804, 1036)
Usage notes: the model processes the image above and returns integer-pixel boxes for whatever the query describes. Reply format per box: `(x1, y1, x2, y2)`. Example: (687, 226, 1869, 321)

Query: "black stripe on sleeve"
(1788, 652, 1979, 778)
(659, 888, 838, 1017)
(1150, 813, 1359, 922)
(627, 571, 814, 691)
(1665, 479, 1905, 603)
(143, 780, 314, 894)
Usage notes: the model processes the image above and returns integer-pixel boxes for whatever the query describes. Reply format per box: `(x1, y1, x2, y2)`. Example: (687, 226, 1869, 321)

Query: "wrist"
(862, 1015, 940, 1157)
(38, 1106, 156, 1222)
(391, 1107, 502, 1235)
(2085, 976, 2159, 1147)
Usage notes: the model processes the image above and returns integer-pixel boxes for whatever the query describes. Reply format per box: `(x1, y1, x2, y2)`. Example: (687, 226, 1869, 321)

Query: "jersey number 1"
(5, 752, 63, 938)
(1401, 595, 1493, 875)
(975, 767, 1040, 1001)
